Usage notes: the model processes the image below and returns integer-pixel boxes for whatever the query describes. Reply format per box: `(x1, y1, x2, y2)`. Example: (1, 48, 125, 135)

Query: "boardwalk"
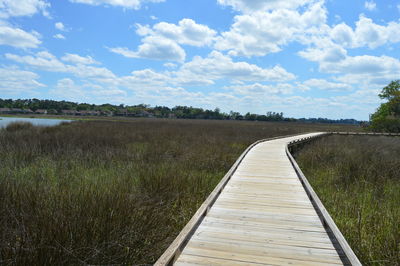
(157, 133, 360, 265)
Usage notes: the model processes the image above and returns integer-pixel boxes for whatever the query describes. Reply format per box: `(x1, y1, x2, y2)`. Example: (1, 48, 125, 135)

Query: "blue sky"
(1, 0, 400, 120)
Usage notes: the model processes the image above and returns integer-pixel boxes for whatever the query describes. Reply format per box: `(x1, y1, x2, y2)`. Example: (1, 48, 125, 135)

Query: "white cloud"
(299, 15, 400, 75)
(335, 70, 400, 90)
(72, 64, 116, 79)
(5, 51, 67, 72)
(52, 78, 85, 99)
(50, 78, 127, 102)
(55, 22, 67, 31)
(151, 86, 202, 99)
(299, 36, 400, 77)
(69, 0, 165, 10)
(0, 25, 41, 48)
(53, 33, 65, 39)
(320, 55, 400, 75)
(134, 35, 186, 61)
(364, 1, 376, 11)
(151, 19, 217, 47)
(177, 51, 295, 84)
(164, 62, 177, 68)
(0, 0, 50, 18)
(102, 51, 295, 92)
(215, 2, 327, 56)
(330, 23, 355, 47)
(110, 36, 186, 62)
(329, 16, 400, 49)
(61, 53, 99, 65)
(150, 15, 157, 20)
(0, 66, 45, 94)
(298, 42, 347, 63)
(110, 19, 216, 62)
(217, 0, 313, 13)
(56, 78, 75, 88)
(130, 86, 205, 108)
(299, 21, 400, 97)
(353, 16, 400, 48)
(226, 83, 294, 95)
(302, 78, 352, 92)
(136, 23, 153, 36)
(108, 47, 137, 58)
(5, 51, 115, 79)
(333, 89, 381, 106)
(118, 68, 172, 89)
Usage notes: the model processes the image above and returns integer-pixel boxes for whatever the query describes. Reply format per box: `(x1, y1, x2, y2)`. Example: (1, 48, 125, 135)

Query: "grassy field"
(0, 119, 360, 265)
(295, 135, 400, 265)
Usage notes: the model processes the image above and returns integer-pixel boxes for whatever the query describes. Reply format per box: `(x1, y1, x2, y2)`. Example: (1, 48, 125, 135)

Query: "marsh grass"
(295, 135, 400, 265)
(0, 119, 360, 265)
(5, 122, 34, 132)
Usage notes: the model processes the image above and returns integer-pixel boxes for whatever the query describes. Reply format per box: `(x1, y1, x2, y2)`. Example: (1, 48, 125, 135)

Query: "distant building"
(0, 108, 33, 114)
(78, 110, 100, 116)
(35, 109, 48, 114)
(101, 110, 114, 116)
(61, 110, 78, 115)
(140, 110, 154, 118)
(10, 108, 23, 113)
(116, 109, 128, 116)
(0, 108, 11, 114)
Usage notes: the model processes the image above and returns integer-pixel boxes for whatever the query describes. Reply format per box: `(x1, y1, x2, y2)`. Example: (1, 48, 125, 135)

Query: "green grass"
(0, 119, 361, 265)
(295, 135, 400, 266)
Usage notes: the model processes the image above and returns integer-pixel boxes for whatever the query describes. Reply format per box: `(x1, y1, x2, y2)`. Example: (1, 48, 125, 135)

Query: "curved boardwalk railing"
(156, 132, 398, 265)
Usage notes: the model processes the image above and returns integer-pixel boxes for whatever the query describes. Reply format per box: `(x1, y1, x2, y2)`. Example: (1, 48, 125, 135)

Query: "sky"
(0, 0, 400, 120)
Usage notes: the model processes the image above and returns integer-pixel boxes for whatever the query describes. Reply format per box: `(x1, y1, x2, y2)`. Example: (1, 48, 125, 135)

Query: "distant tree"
(379, 80, 400, 101)
(0, 98, 309, 122)
(370, 80, 400, 132)
(265, 111, 284, 121)
(229, 111, 240, 120)
(244, 112, 257, 121)
(77, 103, 91, 111)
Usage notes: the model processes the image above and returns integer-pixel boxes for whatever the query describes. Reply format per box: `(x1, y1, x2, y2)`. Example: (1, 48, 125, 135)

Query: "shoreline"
(0, 114, 91, 121)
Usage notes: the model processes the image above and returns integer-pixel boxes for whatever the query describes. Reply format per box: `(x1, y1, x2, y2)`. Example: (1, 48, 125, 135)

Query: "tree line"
(0, 98, 362, 124)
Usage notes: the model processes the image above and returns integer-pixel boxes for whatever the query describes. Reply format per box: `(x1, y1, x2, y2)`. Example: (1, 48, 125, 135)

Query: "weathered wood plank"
(175, 254, 263, 266)
(182, 246, 342, 266)
(156, 132, 361, 265)
(202, 216, 328, 233)
(186, 238, 342, 262)
(189, 229, 339, 250)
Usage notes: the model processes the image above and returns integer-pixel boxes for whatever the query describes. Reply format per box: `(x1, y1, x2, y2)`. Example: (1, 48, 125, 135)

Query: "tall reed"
(295, 135, 400, 265)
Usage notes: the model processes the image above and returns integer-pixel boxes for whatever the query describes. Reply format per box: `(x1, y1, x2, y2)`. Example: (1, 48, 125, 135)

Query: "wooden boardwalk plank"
(186, 239, 342, 262)
(181, 247, 341, 266)
(157, 132, 360, 265)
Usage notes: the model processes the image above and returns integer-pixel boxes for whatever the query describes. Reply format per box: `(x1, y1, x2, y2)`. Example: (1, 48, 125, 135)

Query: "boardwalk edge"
(286, 133, 362, 266)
